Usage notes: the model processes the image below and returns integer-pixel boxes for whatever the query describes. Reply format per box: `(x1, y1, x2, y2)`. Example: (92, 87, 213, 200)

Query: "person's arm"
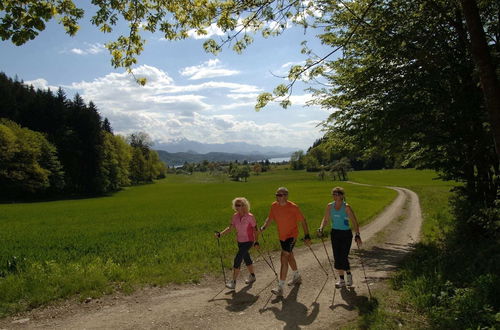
(252, 225, 260, 248)
(318, 204, 331, 236)
(259, 217, 273, 231)
(301, 218, 311, 245)
(215, 223, 234, 238)
(346, 205, 362, 245)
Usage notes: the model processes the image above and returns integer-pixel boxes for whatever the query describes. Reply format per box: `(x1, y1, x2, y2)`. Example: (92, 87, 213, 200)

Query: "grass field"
(0, 167, 397, 316)
(349, 168, 459, 329)
(350, 169, 458, 241)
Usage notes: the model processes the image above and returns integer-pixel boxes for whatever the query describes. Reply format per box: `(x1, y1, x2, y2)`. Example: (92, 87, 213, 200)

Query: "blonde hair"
(276, 187, 289, 194)
(332, 186, 345, 199)
(232, 197, 250, 213)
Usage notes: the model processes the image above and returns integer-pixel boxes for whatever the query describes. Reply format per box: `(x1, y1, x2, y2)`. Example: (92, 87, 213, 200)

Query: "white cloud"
(69, 42, 105, 55)
(187, 23, 225, 39)
(180, 59, 239, 80)
(62, 64, 322, 149)
(24, 78, 59, 91)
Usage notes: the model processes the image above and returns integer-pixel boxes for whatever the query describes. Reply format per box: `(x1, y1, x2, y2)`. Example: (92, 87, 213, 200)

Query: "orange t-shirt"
(268, 201, 305, 240)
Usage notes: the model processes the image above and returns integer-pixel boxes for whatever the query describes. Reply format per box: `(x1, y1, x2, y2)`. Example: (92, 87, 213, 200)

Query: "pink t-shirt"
(231, 212, 257, 242)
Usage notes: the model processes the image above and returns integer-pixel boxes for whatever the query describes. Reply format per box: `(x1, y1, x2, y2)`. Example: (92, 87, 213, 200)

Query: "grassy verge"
(349, 169, 499, 329)
(0, 168, 396, 317)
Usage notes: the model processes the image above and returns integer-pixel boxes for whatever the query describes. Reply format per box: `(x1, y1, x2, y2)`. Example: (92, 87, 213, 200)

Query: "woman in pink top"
(215, 197, 259, 290)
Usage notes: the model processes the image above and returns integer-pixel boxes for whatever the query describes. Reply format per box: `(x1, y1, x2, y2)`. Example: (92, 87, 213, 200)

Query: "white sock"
(293, 270, 299, 276)
(279, 280, 285, 287)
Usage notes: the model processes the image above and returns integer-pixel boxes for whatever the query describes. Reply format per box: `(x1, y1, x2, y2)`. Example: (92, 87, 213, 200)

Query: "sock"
(346, 271, 351, 275)
(250, 273, 255, 277)
(279, 280, 285, 287)
(293, 270, 299, 276)
(340, 275, 345, 280)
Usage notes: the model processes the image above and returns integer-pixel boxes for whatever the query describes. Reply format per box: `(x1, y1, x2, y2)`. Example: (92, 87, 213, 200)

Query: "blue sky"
(0, 7, 335, 151)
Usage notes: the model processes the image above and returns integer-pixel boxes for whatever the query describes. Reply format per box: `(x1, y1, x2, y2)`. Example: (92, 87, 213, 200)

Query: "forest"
(0, 73, 167, 200)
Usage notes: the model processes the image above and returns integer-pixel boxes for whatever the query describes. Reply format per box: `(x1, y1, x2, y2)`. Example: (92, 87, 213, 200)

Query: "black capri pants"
(233, 241, 253, 269)
(331, 229, 353, 270)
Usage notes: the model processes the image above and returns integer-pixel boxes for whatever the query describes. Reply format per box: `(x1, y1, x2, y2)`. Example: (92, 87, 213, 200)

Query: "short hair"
(232, 197, 250, 212)
(332, 186, 345, 196)
(276, 187, 289, 194)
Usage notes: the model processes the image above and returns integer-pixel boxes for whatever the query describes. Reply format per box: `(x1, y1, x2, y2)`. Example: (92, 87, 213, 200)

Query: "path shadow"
(261, 285, 320, 330)
(352, 243, 417, 283)
(330, 287, 375, 316)
(224, 284, 259, 312)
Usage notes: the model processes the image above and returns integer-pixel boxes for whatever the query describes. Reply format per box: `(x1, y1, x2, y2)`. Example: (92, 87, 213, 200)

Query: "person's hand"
(259, 225, 265, 232)
(354, 233, 362, 246)
(304, 234, 311, 246)
(316, 228, 323, 238)
(214, 231, 221, 239)
(253, 241, 260, 249)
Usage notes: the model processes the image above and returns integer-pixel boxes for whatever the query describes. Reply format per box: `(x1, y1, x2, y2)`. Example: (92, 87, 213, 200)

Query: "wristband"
(215, 231, 221, 238)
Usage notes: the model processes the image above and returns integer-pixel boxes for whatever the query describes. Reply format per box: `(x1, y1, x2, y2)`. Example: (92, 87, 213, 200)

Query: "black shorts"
(280, 237, 296, 253)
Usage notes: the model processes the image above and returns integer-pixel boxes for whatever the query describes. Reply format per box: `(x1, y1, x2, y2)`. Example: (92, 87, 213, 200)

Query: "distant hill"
(154, 138, 297, 156)
(156, 150, 288, 166)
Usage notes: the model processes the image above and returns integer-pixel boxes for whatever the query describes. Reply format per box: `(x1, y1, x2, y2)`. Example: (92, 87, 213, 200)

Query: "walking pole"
(356, 240, 372, 300)
(214, 231, 227, 284)
(317, 229, 338, 307)
(259, 231, 276, 273)
(255, 245, 279, 280)
(306, 241, 329, 276)
(318, 230, 336, 277)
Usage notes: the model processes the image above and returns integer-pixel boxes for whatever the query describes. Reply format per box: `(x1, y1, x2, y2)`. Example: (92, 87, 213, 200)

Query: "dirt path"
(0, 186, 422, 330)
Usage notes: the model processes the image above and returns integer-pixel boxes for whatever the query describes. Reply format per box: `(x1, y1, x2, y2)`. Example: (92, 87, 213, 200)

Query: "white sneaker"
(225, 280, 236, 290)
(335, 279, 346, 288)
(346, 273, 353, 286)
(245, 274, 256, 284)
(271, 285, 284, 297)
(287, 274, 302, 286)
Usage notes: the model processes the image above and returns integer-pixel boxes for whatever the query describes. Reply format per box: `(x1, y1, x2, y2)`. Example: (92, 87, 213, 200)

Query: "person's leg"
(280, 250, 290, 281)
(232, 267, 240, 281)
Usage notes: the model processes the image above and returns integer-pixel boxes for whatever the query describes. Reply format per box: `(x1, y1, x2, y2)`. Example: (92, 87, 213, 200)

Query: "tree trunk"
(460, 0, 500, 158)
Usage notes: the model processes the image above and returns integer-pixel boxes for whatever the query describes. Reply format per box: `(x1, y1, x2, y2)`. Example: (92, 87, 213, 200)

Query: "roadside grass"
(0, 168, 396, 317)
(351, 169, 499, 329)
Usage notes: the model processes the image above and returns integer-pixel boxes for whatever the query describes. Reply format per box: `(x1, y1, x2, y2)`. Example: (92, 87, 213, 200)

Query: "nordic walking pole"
(259, 230, 276, 273)
(255, 245, 279, 280)
(318, 230, 336, 278)
(356, 240, 372, 300)
(214, 231, 227, 284)
(306, 240, 328, 276)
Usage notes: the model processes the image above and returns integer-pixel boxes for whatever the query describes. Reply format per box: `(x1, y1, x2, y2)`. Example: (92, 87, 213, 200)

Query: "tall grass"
(0, 168, 395, 316)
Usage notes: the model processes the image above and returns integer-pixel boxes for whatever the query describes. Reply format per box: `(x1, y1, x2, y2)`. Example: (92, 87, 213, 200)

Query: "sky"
(0, 5, 335, 152)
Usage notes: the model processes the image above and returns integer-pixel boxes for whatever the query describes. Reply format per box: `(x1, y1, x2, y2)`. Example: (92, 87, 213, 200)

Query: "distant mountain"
(156, 150, 289, 166)
(154, 138, 297, 156)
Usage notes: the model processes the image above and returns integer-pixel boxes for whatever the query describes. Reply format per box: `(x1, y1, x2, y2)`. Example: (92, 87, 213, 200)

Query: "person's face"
(275, 191, 288, 202)
(332, 192, 343, 201)
(235, 201, 245, 212)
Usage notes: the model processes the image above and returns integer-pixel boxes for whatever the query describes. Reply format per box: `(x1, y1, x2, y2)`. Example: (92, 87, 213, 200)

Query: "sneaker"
(271, 285, 284, 297)
(287, 274, 302, 286)
(346, 273, 353, 286)
(245, 274, 256, 284)
(335, 279, 346, 288)
(225, 280, 236, 290)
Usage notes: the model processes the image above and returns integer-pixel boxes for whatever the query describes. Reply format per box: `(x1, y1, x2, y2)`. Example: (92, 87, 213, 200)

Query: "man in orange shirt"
(260, 187, 311, 297)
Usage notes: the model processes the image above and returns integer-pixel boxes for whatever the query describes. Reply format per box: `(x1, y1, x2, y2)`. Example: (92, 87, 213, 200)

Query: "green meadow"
(0, 167, 397, 316)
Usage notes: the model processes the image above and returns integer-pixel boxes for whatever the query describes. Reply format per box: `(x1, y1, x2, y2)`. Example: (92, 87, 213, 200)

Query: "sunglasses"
(235, 204, 243, 207)
(332, 193, 342, 196)
(275, 194, 288, 197)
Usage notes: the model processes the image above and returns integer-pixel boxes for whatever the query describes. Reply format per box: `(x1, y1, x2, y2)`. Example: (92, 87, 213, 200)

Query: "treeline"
(0, 73, 166, 200)
(174, 159, 272, 181)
